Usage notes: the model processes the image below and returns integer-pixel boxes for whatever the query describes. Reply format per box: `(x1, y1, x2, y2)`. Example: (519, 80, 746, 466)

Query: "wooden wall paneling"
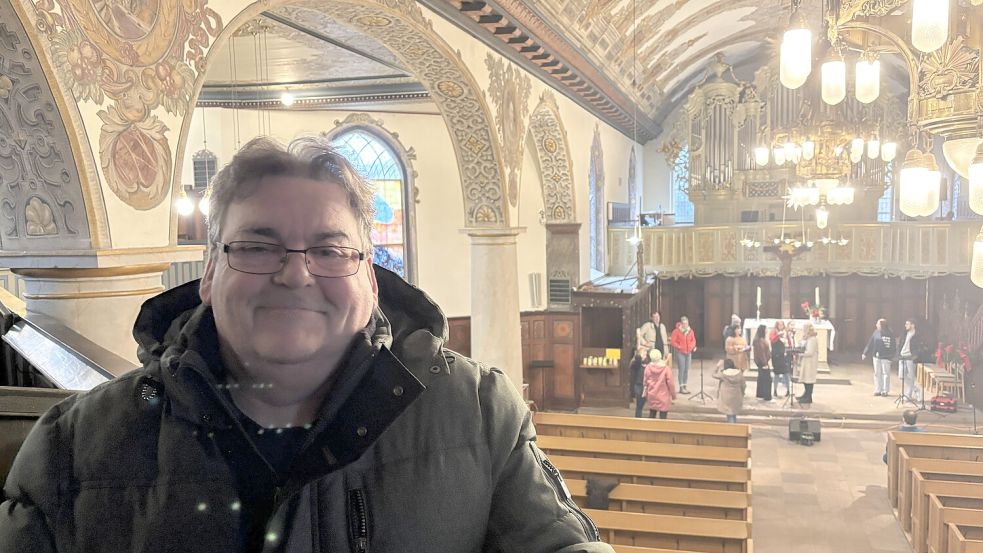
(703, 277, 732, 353)
(446, 317, 472, 357)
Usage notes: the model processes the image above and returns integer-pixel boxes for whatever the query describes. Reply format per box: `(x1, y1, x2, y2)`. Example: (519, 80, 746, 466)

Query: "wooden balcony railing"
(609, 221, 980, 279)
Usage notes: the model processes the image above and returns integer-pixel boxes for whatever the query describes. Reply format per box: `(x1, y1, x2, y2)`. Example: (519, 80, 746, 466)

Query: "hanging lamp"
(969, 141, 983, 214)
(911, 0, 949, 54)
(780, 0, 812, 89)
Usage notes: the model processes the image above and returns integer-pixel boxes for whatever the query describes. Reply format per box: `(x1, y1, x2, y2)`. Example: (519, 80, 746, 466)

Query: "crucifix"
(763, 241, 812, 319)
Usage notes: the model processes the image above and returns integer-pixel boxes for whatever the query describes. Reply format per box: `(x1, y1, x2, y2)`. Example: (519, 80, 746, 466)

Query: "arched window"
(330, 129, 409, 279)
(672, 146, 694, 224)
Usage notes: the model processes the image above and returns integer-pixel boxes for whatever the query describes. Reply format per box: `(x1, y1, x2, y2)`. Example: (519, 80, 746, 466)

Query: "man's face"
(651, 312, 660, 324)
(906, 321, 914, 331)
(200, 176, 378, 371)
(680, 318, 689, 330)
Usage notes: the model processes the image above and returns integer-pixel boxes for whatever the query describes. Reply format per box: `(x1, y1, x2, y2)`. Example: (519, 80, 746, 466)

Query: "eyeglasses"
(218, 241, 365, 278)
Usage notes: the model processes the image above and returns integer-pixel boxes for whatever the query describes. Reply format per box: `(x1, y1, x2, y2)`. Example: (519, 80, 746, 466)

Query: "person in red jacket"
(670, 316, 698, 394)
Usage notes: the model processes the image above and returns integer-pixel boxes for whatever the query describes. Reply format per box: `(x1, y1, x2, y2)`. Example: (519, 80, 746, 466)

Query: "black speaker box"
(788, 418, 821, 442)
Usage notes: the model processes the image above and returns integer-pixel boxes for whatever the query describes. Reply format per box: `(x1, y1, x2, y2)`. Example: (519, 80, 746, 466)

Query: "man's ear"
(366, 255, 379, 300)
(199, 253, 217, 305)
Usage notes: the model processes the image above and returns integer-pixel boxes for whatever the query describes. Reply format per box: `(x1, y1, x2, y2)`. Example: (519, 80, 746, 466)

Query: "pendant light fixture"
(754, 146, 770, 167)
(815, 204, 829, 229)
(970, 141, 983, 214)
(780, 0, 812, 89)
(821, 46, 846, 105)
(911, 0, 949, 54)
(899, 148, 928, 217)
(881, 142, 898, 163)
(855, 55, 881, 104)
(973, 227, 983, 288)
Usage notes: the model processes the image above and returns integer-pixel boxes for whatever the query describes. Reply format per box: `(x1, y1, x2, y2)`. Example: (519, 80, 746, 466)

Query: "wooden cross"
(763, 241, 812, 319)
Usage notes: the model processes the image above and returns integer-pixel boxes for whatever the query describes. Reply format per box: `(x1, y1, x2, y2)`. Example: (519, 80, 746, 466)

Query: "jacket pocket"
(531, 443, 601, 542)
(347, 488, 369, 553)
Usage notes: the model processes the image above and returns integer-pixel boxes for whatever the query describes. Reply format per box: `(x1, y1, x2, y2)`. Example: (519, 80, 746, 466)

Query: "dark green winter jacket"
(0, 267, 611, 552)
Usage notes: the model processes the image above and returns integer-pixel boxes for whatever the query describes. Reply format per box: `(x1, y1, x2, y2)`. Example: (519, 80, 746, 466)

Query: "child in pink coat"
(643, 349, 677, 419)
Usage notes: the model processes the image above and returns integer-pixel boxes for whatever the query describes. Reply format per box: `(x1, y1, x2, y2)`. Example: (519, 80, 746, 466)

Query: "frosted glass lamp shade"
(780, 28, 813, 89)
(280, 92, 295, 107)
(774, 147, 787, 166)
(867, 139, 881, 160)
(911, 0, 949, 54)
(176, 193, 195, 216)
(855, 59, 881, 104)
(899, 149, 928, 217)
(198, 196, 210, 216)
(821, 56, 847, 105)
(802, 140, 816, 161)
(973, 231, 983, 288)
(754, 146, 770, 166)
(850, 149, 863, 164)
(970, 143, 983, 214)
(942, 137, 983, 179)
(816, 206, 829, 229)
(881, 142, 898, 163)
(921, 153, 942, 217)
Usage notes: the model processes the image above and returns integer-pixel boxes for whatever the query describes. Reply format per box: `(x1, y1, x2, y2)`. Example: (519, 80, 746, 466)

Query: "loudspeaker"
(788, 418, 821, 442)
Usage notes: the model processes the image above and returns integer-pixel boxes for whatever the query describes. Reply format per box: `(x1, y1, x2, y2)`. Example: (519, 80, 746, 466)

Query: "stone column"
(1, 247, 203, 364)
(464, 228, 525, 391)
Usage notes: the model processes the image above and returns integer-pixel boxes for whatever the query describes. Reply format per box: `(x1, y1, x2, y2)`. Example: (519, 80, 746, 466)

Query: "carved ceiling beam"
(422, 0, 661, 142)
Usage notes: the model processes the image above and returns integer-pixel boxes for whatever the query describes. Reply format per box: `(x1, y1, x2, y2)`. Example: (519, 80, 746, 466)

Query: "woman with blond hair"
(643, 349, 677, 419)
(724, 325, 750, 371)
(796, 323, 819, 404)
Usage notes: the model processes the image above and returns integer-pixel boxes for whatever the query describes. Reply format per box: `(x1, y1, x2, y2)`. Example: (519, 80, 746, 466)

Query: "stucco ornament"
(528, 91, 576, 223)
(32, 0, 223, 210)
(485, 53, 531, 207)
(98, 106, 172, 210)
(25, 197, 57, 236)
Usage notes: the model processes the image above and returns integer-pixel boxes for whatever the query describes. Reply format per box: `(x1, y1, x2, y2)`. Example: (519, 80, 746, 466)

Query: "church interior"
(2, 0, 983, 550)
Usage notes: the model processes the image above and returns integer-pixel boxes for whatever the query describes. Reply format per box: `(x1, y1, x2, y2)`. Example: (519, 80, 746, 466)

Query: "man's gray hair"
(204, 136, 376, 256)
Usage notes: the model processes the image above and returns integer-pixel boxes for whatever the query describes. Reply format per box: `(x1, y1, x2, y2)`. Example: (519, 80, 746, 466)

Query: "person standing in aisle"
(643, 349, 676, 419)
(862, 319, 896, 397)
(752, 324, 772, 401)
(670, 316, 697, 394)
(628, 346, 649, 418)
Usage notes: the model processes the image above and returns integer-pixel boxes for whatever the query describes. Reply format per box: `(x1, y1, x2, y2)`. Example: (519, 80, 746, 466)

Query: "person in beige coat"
(713, 359, 745, 423)
(796, 324, 819, 404)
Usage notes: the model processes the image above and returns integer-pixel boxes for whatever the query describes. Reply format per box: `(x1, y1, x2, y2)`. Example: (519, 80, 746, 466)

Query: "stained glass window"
(672, 146, 694, 224)
(331, 129, 407, 278)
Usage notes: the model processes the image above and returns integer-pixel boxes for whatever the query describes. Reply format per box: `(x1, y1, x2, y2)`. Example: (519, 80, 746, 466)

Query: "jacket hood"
(646, 361, 669, 374)
(133, 265, 448, 365)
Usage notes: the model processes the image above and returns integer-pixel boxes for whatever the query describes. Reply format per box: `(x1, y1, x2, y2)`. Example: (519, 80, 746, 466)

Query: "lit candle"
(815, 286, 820, 306)
(756, 286, 762, 307)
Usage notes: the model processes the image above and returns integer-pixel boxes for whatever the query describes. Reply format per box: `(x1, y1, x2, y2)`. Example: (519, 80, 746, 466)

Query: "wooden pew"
(537, 434, 750, 467)
(586, 508, 750, 553)
(566, 478, 749, 520)
(910, 472, 983, 553)
(927, 496, 983, 553)
(534, 412, 750, 449)
(611, 546, 703, 553)
(947, 525, 983, 553)
(898, 451, 983, 533)
(550, 454, 751, 492)
(887, 432, 983, 508)
(1, 386, 73, 489)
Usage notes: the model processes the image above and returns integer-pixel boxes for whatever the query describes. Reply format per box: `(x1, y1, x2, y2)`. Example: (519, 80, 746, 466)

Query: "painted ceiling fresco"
(531, 0, 803, 113)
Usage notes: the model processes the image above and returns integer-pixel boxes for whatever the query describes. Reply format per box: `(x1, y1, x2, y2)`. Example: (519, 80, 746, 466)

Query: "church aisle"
(750, 426, 912, 552)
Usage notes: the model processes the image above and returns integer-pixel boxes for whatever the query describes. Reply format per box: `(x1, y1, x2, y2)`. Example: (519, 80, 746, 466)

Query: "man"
(670, 316, 697, 394)
(898, 319, 927, 401)
(723, 314, 741, 351)
(0, 137, 611, 552)
(862, 318, 896, 397)
(628, 346, 648, 418)
(637, 311, 669, 358)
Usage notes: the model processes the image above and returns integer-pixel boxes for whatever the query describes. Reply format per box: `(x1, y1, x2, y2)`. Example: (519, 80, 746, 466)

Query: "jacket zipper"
(347, 489, 369, 553)
(539, 456, 601, 542)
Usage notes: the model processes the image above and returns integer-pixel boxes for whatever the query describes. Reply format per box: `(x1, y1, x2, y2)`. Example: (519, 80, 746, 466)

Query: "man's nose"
(273, 251, 314, 287)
